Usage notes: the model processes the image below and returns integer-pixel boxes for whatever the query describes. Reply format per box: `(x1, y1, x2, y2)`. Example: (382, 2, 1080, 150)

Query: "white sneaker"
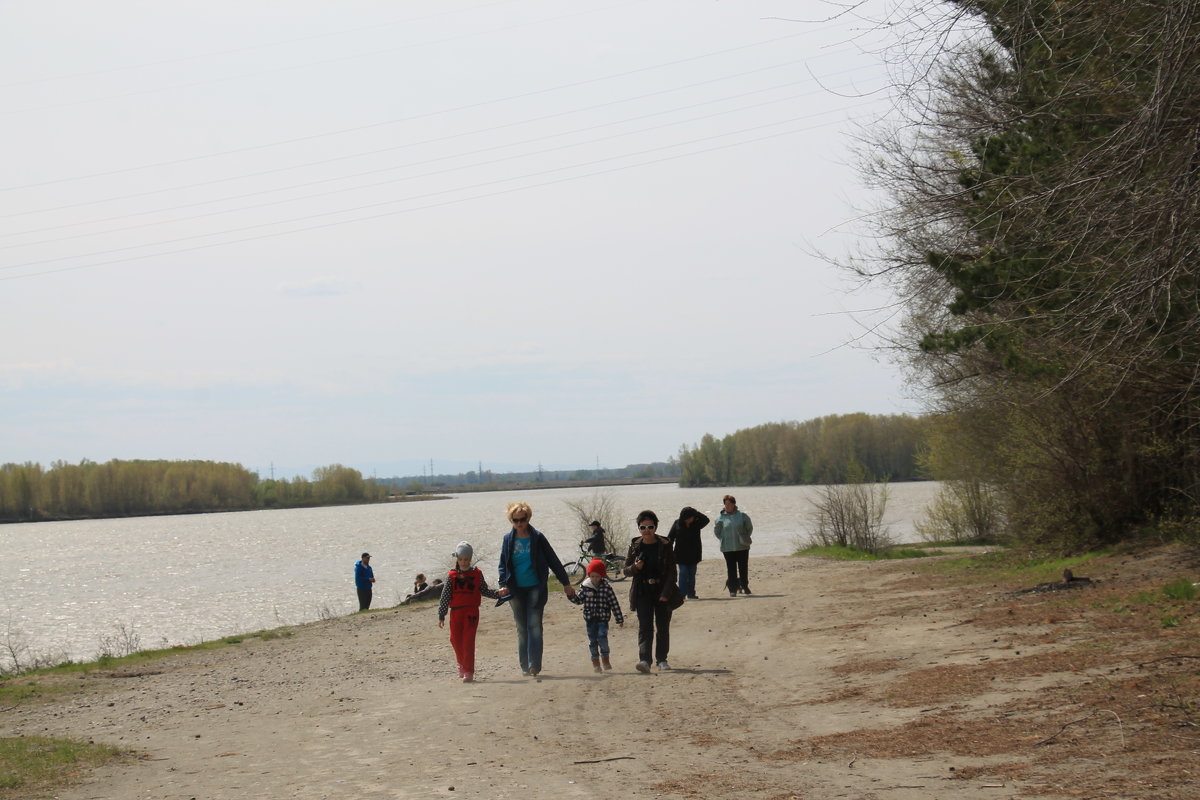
(657, 660, 671, 671)
(635, 661, 651, 673)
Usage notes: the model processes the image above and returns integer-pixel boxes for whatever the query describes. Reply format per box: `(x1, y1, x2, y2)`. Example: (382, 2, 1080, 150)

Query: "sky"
(1, 0, 931, 480)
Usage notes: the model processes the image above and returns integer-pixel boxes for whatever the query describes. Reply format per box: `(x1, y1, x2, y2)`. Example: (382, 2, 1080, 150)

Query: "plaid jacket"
(568, 579, 624, 624)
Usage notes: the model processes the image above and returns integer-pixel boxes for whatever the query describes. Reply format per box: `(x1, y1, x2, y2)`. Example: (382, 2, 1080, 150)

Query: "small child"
(438, 542, 499, 682)
(568, 558, 625, 672)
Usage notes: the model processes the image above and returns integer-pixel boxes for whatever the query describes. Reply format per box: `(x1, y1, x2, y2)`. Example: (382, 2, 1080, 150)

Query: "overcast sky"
(1, 0, 928, 479)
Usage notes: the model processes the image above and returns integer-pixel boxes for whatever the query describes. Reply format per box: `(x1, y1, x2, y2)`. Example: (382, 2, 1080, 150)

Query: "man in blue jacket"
(355, 553, 376, 610)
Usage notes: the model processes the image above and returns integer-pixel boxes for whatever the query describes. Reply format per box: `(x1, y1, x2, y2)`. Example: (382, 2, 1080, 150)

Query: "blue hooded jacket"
(354, 560, 374, 589)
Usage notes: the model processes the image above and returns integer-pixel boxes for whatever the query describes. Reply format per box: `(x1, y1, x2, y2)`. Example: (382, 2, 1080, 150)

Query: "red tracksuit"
(438, 567, 496, 677)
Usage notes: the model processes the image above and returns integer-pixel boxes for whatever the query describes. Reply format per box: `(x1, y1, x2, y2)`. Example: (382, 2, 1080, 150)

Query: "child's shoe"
(591, 657, 602, 673)
(636, 661, 651, 673)
(462, 672, 474, 683)
(601, 656, 612, 670)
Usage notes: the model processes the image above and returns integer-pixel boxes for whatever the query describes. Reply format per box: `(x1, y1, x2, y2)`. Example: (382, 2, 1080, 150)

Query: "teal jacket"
(713, 510, 753, 552)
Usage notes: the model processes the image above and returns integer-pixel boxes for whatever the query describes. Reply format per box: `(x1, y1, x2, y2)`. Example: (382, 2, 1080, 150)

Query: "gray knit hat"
(454, 541, 473, 561)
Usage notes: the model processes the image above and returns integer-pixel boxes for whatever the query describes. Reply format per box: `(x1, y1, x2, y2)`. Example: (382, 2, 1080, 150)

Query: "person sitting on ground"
(413, 573, 429, 594)
(582, 520, 608, 555)
(402, 578, 443, 604)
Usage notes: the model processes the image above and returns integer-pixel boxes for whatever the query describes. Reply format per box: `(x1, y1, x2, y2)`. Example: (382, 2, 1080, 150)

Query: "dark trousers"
(634, 594, 672, 664)
(357, 587, 373, 610)
(723, 549, 750, 591)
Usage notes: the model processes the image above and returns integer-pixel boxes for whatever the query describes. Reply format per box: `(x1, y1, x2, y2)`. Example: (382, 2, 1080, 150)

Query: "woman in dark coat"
(624, 509, 678, 673)
(667, 506, 710, 600)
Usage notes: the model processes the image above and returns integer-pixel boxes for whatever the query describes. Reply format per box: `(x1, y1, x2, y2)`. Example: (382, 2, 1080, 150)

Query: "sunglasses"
(638, 524, 656, 530)
(512, 517, 529, 524)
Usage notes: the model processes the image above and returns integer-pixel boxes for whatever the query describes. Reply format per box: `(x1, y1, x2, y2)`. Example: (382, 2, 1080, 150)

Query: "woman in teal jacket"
(713, 494, 753, 596)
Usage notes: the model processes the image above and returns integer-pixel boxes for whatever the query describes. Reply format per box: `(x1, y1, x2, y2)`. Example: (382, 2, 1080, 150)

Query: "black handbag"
(663, 581, 685, 611)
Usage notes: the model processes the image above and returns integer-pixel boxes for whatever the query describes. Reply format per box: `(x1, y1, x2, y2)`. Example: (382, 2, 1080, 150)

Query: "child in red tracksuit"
(438, 541, 499, 683)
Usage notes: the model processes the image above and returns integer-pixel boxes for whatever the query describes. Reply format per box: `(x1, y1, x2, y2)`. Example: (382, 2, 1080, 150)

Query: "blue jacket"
(498, 527, 572, 608)
(354, 560, 374, 589)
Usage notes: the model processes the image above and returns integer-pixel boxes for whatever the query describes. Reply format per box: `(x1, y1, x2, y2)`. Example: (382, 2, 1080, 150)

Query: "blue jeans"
(677, 563, 698, 598)
(508, 584, 545, 672)
(585, 619, 610, 658)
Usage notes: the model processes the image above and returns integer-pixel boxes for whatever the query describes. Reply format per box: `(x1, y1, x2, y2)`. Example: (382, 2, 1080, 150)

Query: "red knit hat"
(587, 558, 607, 578)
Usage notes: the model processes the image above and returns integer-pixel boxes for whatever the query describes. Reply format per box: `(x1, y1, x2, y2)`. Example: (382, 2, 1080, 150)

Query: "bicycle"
(562, 546, 627, 585)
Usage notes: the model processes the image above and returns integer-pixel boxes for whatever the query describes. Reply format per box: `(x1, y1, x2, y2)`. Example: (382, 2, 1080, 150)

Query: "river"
(0, 481, 939, 667)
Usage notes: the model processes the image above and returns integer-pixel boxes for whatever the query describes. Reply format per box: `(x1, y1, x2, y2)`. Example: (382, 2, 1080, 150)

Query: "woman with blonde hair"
(496, 501, 576, 676)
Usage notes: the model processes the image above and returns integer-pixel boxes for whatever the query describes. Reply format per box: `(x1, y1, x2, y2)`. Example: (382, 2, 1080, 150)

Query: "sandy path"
(3, 556, 1057, 800)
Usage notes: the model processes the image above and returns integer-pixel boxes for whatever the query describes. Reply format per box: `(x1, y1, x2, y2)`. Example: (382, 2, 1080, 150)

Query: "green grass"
(1, 627, 296, 707)
(0, 679, 72, 707)
(1162, 578, 1197, 601)
(1104, 576, 1199, 618)
(0, 735, 129, 798)
(910, 549, 1112, 585)
(794, 544, 945, 561)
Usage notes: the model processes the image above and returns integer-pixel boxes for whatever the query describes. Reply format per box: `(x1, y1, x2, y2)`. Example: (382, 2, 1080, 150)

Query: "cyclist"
(581, 520, 608, 556)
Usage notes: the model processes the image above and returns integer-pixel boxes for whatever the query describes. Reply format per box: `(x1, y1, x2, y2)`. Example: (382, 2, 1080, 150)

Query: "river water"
(0, 481, 938, 667)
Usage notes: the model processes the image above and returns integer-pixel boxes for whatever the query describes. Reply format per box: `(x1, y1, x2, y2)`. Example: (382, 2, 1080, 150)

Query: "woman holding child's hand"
(496, 501, 576, 677)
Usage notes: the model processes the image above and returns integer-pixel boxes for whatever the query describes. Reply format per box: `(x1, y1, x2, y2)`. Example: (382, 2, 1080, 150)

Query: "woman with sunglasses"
(496, 501, 576, 676)
(624, 509, 679, 673)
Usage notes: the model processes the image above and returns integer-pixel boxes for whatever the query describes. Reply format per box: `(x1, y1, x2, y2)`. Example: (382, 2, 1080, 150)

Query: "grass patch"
(0, 678, 72, 707)
(0, 735, 130, 798)
(910, 549, 1111, 586)
(1162, 577, 1197, 601)
(1102, 577, 1199, 615)
(0, 628, 296, 707)
(795, 544, 944, 561)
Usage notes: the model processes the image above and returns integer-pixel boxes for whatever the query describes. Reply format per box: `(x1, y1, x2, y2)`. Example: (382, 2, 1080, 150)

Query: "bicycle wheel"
(563, 558, 585, 583)
(606, 555, 627, 581)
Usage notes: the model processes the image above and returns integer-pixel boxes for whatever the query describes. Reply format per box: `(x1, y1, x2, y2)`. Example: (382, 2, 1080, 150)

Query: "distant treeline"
(678, 413, 926, 486)
(2, 414, 924, 522)
(0, 459, 387, 523)
(377, 460, 681, 492)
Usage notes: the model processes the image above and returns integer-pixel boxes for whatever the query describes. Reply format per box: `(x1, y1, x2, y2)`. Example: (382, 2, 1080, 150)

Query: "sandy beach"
(4, 550, 1196, 799)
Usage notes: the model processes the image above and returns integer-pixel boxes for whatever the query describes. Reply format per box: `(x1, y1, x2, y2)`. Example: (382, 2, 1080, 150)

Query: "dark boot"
(740, 582, 752, 595)
(601, 656, 612, 670)
(591, 657, 602, 673)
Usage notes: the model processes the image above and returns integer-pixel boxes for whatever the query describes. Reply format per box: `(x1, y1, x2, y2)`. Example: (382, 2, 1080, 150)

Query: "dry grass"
(787, 544, 1200, 799)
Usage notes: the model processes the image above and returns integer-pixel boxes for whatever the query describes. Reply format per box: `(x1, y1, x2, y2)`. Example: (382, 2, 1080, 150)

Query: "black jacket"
(667, 507, 711, 566)
(623, 534, 678, 606)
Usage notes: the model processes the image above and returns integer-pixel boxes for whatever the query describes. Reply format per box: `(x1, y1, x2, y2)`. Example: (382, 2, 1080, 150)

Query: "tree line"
(677, 413, 925, 487)
(0, 460, 388, 523)
(849, 0, 1200, 550)
(379, 460, 681, 493)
